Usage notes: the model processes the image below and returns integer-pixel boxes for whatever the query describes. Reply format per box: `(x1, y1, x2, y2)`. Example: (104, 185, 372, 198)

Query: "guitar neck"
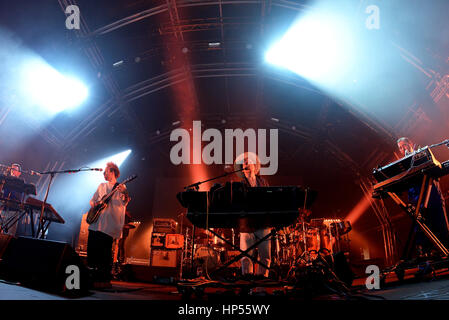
(100, 175, 136, 204)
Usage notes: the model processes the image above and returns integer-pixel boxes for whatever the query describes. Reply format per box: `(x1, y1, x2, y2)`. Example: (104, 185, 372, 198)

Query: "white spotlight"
(265, 12, 353, 83)
(91, 149, 132, 169)
(22, 59, 88, 113)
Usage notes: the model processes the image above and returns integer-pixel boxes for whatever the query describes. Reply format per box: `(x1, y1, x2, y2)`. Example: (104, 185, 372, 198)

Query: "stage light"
(265, 11, 353, 83)
(22, 59, 88, 114)
(90, 149, 132, 172)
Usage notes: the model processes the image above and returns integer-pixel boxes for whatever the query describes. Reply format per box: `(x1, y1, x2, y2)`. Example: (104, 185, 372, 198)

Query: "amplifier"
(153, 218, 177, 233)
(151, 233, 166, 247)
(165, 234, 184, 249)
(150, 249, 179, 268)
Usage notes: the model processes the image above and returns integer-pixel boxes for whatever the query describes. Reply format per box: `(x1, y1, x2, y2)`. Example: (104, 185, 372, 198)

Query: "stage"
(2, 271, 449, 301)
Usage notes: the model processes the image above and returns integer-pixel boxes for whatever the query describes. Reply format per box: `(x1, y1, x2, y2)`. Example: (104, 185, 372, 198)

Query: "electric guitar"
(86, 175, 137, 225)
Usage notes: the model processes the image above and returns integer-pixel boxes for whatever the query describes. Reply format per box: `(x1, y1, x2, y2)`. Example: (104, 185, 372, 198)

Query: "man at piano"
(234, 152, 271, 279)
(87, 162, 130, 288)
(397, 137, 449, 257)
(0, 163, 25, 236)
(2, 163, 23, 198)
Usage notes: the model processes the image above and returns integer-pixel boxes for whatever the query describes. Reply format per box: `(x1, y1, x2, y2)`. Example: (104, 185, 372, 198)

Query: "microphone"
(30, 170, 41, 176)
(91, 168, 103, 171)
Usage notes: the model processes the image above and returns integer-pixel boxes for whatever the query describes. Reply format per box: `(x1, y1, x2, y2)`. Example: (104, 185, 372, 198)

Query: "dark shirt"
(1, 177, 25, 202)
(241, 175, 268, 188)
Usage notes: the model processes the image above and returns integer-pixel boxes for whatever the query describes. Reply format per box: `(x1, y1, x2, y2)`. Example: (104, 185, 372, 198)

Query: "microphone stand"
(36, 167, 102, 239)
(182, 166, 246, 278)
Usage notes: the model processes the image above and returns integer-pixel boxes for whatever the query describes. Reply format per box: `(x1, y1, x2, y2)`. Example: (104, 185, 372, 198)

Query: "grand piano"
(177, 182, 317, 233)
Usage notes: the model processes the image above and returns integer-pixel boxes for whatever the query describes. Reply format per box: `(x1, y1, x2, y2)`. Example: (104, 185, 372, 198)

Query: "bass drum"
(193, 245, 221, 273)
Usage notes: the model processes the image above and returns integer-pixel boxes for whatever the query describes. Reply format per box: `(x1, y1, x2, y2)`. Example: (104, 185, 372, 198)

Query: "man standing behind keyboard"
(397, 137, 449, 258)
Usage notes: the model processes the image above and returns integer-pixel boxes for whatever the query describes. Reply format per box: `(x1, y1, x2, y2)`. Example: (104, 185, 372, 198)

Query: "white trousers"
(240, 228, 271, 277)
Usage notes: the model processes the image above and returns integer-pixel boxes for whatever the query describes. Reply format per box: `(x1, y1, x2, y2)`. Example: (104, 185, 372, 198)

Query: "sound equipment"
(150, 249, 179, 268)
(0, 234, 14, 260)
(0, 237, 89, 295)
(165, 234, 184, 249)
(86, 175, 137, 225)
(153, 218, 177, 233)
(151, 233, 166, 247)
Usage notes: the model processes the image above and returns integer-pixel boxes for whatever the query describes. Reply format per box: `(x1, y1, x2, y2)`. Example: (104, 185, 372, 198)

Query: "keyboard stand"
(386, 173, 449, 257)
(207, 228, 277, 276)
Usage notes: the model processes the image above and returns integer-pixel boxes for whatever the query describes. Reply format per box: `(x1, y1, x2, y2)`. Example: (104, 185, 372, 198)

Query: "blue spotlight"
(265, 11, 353, 84)
(22, 58, 88, 114)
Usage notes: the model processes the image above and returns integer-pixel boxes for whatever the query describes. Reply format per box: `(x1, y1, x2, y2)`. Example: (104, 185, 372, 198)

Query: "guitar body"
(86, 202, 107, 225)
(85, 175, 137, 225)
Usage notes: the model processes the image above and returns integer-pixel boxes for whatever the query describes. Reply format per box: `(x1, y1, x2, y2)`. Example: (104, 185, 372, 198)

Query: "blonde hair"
(397, 137, 412, 145)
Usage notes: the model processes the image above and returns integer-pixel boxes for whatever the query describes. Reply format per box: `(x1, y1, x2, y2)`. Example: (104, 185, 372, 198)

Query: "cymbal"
(123, 223, 136, 229)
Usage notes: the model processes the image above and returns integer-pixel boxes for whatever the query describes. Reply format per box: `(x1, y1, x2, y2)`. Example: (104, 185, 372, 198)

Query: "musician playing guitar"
(87, 162, 130, 288)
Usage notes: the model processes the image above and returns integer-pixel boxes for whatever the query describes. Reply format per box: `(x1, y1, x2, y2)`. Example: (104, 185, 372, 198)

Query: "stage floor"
(2, 275, 449, 300)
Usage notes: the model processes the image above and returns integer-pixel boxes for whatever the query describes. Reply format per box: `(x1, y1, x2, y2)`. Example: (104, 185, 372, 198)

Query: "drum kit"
(275, 219, 335, 267)
(188, 214, 351, 278)
(190, 228, 236, 275)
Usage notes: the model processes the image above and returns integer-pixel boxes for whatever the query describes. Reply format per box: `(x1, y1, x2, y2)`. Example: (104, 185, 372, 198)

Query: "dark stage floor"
(2, 274, 449, 300)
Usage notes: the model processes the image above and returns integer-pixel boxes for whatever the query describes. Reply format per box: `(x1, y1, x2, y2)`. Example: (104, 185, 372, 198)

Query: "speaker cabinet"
(150, 249, 179, 268)
(0, 236, 89, 295)
(0, 234, 14, 259)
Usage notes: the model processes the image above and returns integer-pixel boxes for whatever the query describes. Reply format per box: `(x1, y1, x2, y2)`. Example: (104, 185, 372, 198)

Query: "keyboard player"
(0, 163, 25, 235)
(234, 152, 271, 279)
(396, 137, 449, 257)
